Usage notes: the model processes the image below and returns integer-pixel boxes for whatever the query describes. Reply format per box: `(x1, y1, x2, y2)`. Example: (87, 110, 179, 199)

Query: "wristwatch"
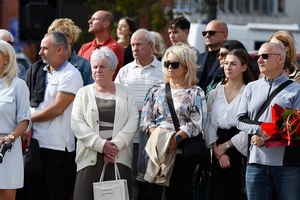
(7, 134, 15, 142)
(225, 141, 230, 149)
(175, 134, 182, 143)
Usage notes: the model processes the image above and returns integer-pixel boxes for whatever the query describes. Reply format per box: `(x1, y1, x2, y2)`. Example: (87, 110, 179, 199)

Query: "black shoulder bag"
(165, 83, 210, 164)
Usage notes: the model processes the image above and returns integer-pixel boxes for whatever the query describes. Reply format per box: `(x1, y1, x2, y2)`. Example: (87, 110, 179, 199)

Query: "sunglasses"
(202, 30, 225, 36)
(255, 53, 281, 60)
(164, 61, 180, 69)
(217, 51, 228, 58)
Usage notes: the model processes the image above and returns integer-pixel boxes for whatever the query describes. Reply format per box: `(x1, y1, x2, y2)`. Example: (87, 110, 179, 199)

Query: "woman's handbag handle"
(99, 163, 121, 182)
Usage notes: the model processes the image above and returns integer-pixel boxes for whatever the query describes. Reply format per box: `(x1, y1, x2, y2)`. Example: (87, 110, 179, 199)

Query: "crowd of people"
(0, 9, 299, 200)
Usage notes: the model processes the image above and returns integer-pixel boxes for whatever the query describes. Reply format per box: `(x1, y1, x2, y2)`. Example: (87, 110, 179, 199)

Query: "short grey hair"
(90, 46, 118, 70)
(0, 29, 14, 42)
(261, 42, 286, 60)
(44, 31, 68, 52)
(131, 28, 154, 44)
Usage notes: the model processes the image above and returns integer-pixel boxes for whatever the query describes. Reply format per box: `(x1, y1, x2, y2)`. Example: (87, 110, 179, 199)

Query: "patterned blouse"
(140, 84, 207, 137)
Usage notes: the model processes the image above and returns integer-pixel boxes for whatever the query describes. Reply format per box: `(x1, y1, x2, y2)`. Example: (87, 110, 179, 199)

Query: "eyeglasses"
(255, 53, 281, 60)
(164, 61, 180, 69)
(217, 51, 228, 58)
(202, 30, 225, 37)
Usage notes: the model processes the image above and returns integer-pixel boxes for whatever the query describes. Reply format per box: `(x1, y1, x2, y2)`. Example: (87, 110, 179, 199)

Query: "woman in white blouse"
(204, 49, 255, 200)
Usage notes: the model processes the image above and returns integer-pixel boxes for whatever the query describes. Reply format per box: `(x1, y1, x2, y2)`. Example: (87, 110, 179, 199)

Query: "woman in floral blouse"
(140, 42, 207, 200)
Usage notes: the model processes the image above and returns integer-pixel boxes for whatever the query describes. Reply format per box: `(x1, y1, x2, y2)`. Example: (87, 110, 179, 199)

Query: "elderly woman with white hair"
(71, 46, 139, 200)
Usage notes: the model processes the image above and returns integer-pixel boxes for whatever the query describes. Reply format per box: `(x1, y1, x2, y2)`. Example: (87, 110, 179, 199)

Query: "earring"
(4, 62, 8, 65)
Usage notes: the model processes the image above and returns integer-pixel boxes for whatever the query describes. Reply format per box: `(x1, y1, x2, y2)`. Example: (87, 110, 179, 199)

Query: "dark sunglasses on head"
(218, 51, 228, 58)
(202, 30, 225, 37)
(255, 53, 281, 60)
(164, 61, 180, 69)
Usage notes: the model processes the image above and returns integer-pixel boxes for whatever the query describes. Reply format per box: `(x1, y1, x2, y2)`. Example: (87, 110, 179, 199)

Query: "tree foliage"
(83, 0, 169, 32)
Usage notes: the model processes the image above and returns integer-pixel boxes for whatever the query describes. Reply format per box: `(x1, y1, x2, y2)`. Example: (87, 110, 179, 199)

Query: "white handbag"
(93, 163, 129, 200)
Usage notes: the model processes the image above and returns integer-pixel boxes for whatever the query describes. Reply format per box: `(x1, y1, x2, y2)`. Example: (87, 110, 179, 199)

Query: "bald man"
(196, 20, 228, 94)
(78, 10, 124, 80)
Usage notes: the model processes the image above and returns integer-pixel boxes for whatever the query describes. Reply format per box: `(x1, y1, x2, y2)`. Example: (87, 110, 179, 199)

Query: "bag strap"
(254, 80, 293, 121)
(165, 83, 180, 131)
(99, 163, 121, 182)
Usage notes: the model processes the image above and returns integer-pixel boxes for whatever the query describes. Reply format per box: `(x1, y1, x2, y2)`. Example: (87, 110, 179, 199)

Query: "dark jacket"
(25, 59, 47, 108)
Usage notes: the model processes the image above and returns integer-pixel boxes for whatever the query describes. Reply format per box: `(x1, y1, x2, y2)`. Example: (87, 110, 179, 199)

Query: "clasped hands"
(102, 141, 119, 164)
(212, 142, 231, 169)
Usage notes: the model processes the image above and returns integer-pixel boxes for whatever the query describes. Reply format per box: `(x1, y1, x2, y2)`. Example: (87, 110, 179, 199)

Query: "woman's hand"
(219, 154, 231, 169)
(0, 137, 11, 148)
(214, 143, 227, 159)
(168, 134, 177, 154)
(117, 35, 126, 47)
(102, 141, 119, 164)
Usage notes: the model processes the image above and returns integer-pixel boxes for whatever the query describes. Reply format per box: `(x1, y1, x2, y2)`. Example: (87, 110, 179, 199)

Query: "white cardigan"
(71, 83, 139, 171)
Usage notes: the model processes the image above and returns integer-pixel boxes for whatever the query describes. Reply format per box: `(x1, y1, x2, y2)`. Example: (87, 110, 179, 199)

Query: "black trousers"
(145, 154, 197, 200)
(26, 148, 75, 200)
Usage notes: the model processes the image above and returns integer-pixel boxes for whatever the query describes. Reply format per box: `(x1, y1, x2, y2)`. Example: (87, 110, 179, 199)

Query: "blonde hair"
(162, 42, 198, 86)
(0, 40, 18, 87)
(48, 18, 82, 46)
(150, 31, 166, 58)
(268, 30, 298, 68)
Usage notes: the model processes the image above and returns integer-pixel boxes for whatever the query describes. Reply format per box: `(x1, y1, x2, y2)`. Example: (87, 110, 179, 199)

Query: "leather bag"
(165, 83, 210, 164)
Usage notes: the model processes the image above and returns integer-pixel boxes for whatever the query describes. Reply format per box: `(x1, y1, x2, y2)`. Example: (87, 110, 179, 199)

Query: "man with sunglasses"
(237, 42, 300, 200)
(114, 28, 164, 200)
(196, 20, 228, 94)
(166, 17, 201, 66)
(0, 29, 27, 80)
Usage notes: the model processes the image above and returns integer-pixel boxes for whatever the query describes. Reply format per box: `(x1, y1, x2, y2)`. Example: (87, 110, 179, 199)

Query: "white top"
(71, 83, 139, 171)
(114, 56, 164, 143)
(0, 76, 31, 189)
(204, 85, 248, 156)
(31, 61, 83, 152)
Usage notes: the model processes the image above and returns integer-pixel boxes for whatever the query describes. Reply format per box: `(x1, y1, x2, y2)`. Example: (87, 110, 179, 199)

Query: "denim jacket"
(70, 49, 93, 86)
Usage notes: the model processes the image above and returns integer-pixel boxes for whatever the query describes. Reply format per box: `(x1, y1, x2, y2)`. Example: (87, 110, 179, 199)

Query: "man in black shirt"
(197, 20, 228, 94)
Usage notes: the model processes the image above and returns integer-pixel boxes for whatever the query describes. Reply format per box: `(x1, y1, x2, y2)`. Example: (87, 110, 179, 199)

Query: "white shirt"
(204, 85, 248, 156)
(31, 61, 83, 152)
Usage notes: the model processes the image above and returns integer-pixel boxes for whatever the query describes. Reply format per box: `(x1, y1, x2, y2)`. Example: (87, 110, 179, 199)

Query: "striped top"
(115, 56, 164, 143)
(115, 56, 164, 109)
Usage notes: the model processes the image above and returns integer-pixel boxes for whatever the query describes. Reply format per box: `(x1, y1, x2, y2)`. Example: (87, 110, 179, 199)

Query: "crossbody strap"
(165, 83, 180, 131)
(254, 80, 293, 121)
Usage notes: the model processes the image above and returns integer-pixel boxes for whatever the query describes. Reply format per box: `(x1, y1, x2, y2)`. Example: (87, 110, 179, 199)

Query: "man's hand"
(251, 134, 265, 147)
(22, 129, 33, 147)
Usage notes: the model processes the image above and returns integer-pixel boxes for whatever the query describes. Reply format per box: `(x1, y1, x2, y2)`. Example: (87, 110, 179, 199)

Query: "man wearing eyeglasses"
(237, 42, 300, 200)
(166, 17, 201, 66)
(0, 29, 27, 80)
(196, 20, 228, 94)
(114, 28, 164, 200)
